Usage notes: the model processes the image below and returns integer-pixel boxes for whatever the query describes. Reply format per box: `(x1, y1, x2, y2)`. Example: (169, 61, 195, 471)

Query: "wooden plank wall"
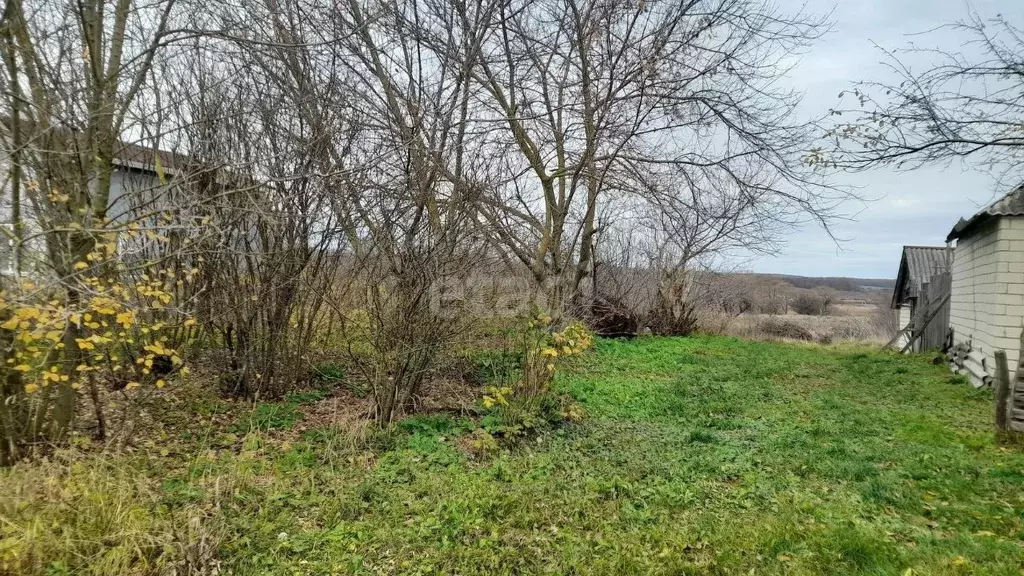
(912, 272, 952, 352)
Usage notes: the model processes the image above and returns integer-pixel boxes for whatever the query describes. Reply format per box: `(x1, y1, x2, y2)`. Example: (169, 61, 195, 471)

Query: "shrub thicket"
(790, 289, 836, 316)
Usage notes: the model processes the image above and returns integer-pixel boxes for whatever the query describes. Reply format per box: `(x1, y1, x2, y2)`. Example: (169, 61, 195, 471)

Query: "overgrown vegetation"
(2, 0, 1022, 572)
(1, 0, 858, 461)
(3, 337, 1022, 575)
(790, 288, 837, 316)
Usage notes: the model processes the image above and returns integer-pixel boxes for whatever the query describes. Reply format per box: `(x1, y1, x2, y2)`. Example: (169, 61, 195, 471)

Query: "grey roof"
(947, 185, 1024, 241)
(891, 246, 950, 308)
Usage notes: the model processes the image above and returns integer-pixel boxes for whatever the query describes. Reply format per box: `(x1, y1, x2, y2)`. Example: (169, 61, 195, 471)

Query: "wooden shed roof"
(891, 246, 950, 309)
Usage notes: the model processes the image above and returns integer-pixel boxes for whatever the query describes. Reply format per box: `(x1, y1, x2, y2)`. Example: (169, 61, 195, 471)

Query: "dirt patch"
(414, 378, 481, 416)
(285, 389, 374, 439)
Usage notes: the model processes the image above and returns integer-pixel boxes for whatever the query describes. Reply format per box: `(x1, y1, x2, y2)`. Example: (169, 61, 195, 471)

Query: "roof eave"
(890, 252, 909, 309)
(947, 215, 985, 242)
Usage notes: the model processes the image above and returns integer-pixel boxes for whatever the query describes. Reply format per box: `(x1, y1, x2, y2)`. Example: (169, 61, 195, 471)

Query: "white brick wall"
(950, 217, 1024, 386)
(897, 305, 912, 349)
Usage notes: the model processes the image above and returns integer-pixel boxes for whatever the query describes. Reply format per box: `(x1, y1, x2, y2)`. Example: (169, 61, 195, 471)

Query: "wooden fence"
(994, 328, 1024, 433)
(884, 271, 951, 353)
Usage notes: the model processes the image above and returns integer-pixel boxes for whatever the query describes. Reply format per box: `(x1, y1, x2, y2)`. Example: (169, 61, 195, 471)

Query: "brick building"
(946, 186, 1024, 387)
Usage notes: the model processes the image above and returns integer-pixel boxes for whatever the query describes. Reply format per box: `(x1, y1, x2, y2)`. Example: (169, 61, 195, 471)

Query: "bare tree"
(444, 0, 840, 315)
(817, 11, 1024, 186)
(189, 0, 494, 420)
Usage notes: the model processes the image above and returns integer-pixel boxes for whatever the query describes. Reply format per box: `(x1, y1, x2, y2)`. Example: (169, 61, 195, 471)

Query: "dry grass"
(831, 301, 881, 317)
(0, 452, 224, 575)
(723, 310, 892, 344)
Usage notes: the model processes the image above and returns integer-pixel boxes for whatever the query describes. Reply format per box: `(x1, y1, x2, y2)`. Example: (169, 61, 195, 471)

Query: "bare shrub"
(790, 293, 820, 315)
(790, 288, 836, 316)
(756, 298, 789, 315)
(646, 302, 702, 337)
(647, 274, 703, 336)
(344, 246, 471, 425)
(752, 281, 791, 314)
(172, 65, 343, 399)
(756, 317, 815, 341)
(588, 295, 640, 337)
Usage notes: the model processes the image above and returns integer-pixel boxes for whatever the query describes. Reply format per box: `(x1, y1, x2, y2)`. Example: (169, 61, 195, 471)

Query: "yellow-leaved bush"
(473, 314, 592, 447)
(0, 233, 197, 463)
(520, 313, 593, 397)
(481, 312, 594, 405)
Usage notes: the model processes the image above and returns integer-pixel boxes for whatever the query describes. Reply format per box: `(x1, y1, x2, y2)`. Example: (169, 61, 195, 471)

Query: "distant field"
(751, 273, 896, 293)
(723, 296, 894, 343)
(4, 337, 1022, 575)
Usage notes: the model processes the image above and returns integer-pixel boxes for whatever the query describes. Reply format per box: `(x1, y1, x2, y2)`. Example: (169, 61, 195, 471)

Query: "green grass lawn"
(5, 336, 1024, 575)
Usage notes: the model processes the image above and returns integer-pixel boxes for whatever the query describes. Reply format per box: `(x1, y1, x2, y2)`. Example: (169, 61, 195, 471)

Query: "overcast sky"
(744, 0, 1021, 279)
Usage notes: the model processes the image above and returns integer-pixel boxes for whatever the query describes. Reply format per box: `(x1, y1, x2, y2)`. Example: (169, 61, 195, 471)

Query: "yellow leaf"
(13, 364, 31, 372)
(155, 379, 166, 388)
(73, 261, 89, 270)
(154, 153, 167, 185)
(125, 381, 140, 390)
(24, 383, 39, 393)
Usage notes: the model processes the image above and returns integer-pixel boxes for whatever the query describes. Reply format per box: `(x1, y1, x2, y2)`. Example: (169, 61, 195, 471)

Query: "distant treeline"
(752, 274, 894, 293)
